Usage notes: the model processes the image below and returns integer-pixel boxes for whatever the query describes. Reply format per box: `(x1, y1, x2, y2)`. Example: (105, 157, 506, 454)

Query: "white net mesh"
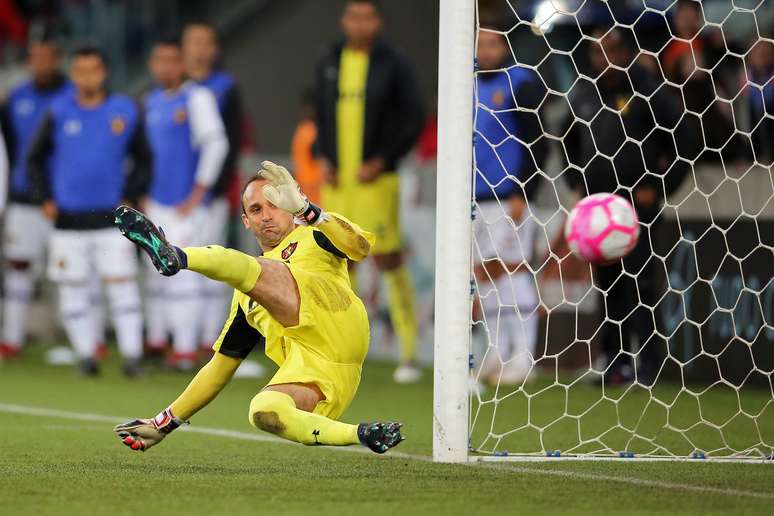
(470, 0, 773, 460)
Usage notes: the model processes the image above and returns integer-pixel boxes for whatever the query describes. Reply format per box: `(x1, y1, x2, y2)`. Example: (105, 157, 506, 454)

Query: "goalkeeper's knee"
(248, 390, 307, 443)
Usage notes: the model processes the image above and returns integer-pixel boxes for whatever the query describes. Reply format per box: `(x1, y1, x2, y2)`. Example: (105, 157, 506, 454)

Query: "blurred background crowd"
(0, 0, 771, 387)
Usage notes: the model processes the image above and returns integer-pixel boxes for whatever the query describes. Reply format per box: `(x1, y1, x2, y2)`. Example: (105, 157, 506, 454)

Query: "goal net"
(434, 0, 773, 462)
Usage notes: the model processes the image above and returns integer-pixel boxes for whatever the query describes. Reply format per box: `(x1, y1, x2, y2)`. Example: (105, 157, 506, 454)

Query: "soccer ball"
(564, 193, 640, 264)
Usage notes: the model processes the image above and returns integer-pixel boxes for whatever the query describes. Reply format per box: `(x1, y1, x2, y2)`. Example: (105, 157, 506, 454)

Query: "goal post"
(433, 0, 475, 463)
(433, 0, 774, 463)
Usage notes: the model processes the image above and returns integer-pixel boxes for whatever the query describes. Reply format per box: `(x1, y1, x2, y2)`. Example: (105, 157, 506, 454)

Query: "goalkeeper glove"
(113, 408, 185, 452)
(258, 160, 325, 225)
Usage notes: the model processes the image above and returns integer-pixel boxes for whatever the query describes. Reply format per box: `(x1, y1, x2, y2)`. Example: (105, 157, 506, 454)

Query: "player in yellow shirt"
(316, 0, 425, 383)
(111, 161, 403, 454)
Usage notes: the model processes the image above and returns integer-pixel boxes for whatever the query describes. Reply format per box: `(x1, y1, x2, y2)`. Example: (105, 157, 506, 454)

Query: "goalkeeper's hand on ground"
(113, 408, 185, 452)
(258, 160, 324, 225)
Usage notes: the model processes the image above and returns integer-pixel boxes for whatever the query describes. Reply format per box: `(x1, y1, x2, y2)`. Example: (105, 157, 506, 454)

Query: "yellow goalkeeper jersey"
(212, 221, 372, 418)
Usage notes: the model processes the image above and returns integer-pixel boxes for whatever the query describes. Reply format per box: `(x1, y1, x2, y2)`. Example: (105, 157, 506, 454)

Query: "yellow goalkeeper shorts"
(265, 265, 370, 420)
(267, 343, 363, 420)
(321, 173, 402, 255)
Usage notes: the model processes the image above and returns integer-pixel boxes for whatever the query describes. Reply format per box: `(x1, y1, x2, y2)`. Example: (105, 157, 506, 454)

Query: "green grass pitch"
(1, 346, 772, 515)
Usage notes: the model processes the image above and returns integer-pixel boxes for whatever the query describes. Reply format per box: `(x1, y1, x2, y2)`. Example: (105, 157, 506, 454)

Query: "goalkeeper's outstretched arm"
(169, 352, 241, 420)
(258, 161, 375, 261)
(114, 352, 240, 451)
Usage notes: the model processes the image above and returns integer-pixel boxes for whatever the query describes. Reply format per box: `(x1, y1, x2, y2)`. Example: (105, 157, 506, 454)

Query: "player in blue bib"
(26, 45, 151, 376)
(142, 36, 228, 370)
(0, 37, 72, 360)
(182, 22, 245, 356)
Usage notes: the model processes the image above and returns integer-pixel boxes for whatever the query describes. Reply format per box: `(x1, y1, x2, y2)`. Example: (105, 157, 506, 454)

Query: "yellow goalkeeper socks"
(384, 266, 418, 363)
(248, 390, 359, 446)
(182, 246, 261, 293)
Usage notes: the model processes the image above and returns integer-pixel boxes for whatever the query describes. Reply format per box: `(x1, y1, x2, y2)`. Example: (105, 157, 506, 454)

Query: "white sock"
(106, 281, 143, 360)
(165, 271, 202, 356)
(145, 271, 167, 346)
(200, 280, 230, 347)
(3, 268, 34, 348)
(58, 283, 97, 359)
(500, 310, 538, 380)
(90, 276, 106, 345)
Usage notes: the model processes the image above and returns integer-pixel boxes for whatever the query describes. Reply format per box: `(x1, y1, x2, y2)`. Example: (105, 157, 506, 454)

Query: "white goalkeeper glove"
(258, 160, 325, 225)
(113, 408, 185, 452)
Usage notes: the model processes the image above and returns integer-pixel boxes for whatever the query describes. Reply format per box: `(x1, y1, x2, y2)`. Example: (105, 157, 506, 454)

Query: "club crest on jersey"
(64, 119, 82, 135)
(14, 98, 34, 117)
(492, 89, 505, 107)
(173, 108, 187, 124)
(111, 116, 126, 135)
(281, 242, 298, 260)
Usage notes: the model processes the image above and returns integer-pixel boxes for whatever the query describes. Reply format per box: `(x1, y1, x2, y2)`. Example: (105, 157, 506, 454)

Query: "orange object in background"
(291, 119, 322, 204)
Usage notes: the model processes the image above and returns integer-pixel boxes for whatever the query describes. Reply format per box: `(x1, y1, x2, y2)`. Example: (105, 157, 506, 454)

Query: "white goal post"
(433, 0, 774, 463)
(433, 0, 475, 464)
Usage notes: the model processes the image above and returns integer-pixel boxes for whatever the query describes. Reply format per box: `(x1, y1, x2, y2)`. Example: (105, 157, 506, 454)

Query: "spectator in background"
(661, 0, 739, 161)
(315, 0, 424, 383)
(745, 40, 773, 165)
(0, 36, 71, 360)
(143, 36, 228, 371)
(561, 29, 693, 387)
(181, 21, 243, 356)
(27, 45, 150, 376)
(472, 27, 547, 386)
(291, 90, 322, 204)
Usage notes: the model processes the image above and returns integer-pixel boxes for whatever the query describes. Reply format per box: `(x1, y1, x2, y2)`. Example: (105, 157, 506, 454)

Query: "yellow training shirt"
(336, 47, 369, 187)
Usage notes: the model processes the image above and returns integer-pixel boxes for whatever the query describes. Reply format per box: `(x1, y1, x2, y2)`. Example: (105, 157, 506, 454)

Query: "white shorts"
(146, 200, 207, 250)
(200, 198, 229, 246)
(474, 199, 539, 313)
(48, 228, 138, 283)
(3, 204, 52, 264)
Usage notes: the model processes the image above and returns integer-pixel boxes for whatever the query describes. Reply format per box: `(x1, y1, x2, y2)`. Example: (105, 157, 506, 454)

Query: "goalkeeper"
(112, 161, 403, 454)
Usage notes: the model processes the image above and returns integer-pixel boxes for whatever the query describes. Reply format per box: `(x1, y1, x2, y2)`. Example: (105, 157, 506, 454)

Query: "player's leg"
(143, 266, 168, 353)
(199, 198, 232, 353)
(48, 230, 99, 374)
(248, 382, 403, 453)
(142, 201, 171, 353)
(1, 205, 51, 358)
(115, 205, 301, 325)
(89, 274, 108, 361)
(498, 307, 539, 386)
(360, 175, 420, 382)
(165, 206, 207, 369)
(95, 228, 144, 376)
(1, 261, 34, 359)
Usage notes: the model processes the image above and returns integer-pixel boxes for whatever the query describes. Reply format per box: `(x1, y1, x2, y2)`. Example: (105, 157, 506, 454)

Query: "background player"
(315, 0, 424, 383)
(113, 161, 402, 454)
(143, 36, 228, 370)
(0, 36, 71, 360)
(181, 21, 244, 356)
(472, 27, 547, 386)
(27, 45, 150, 376)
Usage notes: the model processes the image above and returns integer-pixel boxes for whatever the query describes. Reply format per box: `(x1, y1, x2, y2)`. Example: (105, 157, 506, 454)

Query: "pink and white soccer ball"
(564, 193, 640, 264)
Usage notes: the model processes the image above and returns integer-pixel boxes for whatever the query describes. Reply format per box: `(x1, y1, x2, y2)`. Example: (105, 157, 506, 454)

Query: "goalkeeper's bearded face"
(241, 179, 296, 251)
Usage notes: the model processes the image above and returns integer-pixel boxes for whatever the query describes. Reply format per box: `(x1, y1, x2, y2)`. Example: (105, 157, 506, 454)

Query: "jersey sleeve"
(187, 87, 229, 188)
(314, 211, 376, 262)
(212, 291, 265, 359)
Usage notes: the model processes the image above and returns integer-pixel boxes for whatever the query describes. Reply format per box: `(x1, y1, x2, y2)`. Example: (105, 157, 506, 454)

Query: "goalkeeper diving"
(112, 161, 403, 454)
